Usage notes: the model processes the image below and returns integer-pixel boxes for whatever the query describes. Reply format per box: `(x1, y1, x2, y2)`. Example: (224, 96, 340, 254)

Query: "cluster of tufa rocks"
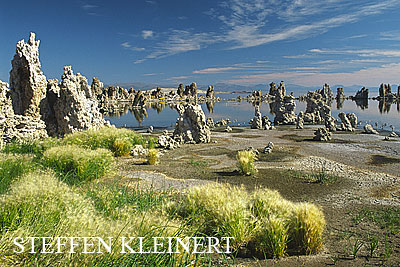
(157, 104, 211, 149)
(338, 112, 357, 132)
(250, 106, 273, 130)
(0, 33, 109, 148)
(269, 82, 297, 125)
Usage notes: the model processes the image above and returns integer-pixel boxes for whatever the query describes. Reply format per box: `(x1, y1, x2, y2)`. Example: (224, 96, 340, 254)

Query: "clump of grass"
(42, 145, 114, 185)
(147, 148, 160, 165)
(308, 167, 338, 184)
(237, 150, 257, 175)
(252, 216, 288, 258)
(2, 140, 44, 156)
(170, 184, 325, 258)
(0, 171, 187, 266)
(61, 127, 144, 156)
(0, 154, 33, 194)
(171, 183, 251, 250)
(290, 203, 326, 254)
(86, 183, 169, 219)
(111, 138, 133, 156)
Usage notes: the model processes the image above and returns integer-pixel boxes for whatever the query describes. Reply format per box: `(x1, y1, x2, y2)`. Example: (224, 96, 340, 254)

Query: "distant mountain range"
(110, 82, 388, 97)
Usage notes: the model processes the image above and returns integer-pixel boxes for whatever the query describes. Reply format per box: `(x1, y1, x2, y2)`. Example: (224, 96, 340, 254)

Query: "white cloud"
(121, 42, 145, 51)
(224, 63, 400, 87)
(133, 0, 400, 62)
(167, 75, 191, 81)
(121, 42, 131, 48)
(193, 67, 239, 74)
(380, 30, 400, 41)
(310, 48, 400, 57)
(142, 30, 154, 39)
(82, 4, 98, 9)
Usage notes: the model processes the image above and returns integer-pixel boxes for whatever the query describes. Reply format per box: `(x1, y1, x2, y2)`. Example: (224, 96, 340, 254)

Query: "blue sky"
(2, 0, 400, 88)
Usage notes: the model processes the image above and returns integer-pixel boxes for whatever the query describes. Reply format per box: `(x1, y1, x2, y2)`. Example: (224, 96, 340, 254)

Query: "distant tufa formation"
(0, 33, 109, 148)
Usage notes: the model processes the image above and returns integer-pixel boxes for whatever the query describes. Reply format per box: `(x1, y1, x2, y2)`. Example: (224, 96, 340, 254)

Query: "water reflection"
(206, 101, 215, 113)
(354, 98, 368, 110)
(378, 100, 392, 114)
(104, 97, 400, 131)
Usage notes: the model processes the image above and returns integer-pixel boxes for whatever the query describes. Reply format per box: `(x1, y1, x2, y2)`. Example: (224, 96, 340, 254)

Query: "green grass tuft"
(42, 145, 114, 185)
(237, 150, 258, 176)
(61, 127, 145, 156)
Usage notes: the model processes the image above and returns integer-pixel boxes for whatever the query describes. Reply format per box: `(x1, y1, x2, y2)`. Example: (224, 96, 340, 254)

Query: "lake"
(105, 93, 400, 133)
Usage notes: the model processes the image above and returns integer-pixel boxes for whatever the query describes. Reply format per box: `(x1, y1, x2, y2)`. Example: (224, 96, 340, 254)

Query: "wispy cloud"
(132, 0, 400, 63)
(81, 3, 98, 9)
(310, 48, 400, 57)
(146, 0, 156, 5)
(121, 42, 145, 51)
(193, 67, 240, 74)
(142, 30, 154, 39)
(166, 75, 191, 81)
(380, 30, 400, 41)
(143, 73, 161, 76)
(224, 63, 400, 87)
(80, 2, 101, 16)
(138, 30, 218, 63)
(121, 42, 131, 48)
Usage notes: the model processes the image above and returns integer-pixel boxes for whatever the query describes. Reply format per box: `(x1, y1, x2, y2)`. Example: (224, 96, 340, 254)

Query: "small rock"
(363, 124, 378, 134)
(225, 126, 232, 132)
(147, 126, 153, 133)
(389, 132, 399, 138)
(263, 142, 274, 153)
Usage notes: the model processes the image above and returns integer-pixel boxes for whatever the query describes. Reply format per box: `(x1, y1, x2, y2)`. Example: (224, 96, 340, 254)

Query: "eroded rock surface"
(173, 104, 211, 143)
(52, 66, 108, 136)
(9, 33, 47, 118)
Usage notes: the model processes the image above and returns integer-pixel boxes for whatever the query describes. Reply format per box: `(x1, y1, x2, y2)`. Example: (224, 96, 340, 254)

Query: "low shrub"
(61, 127, 144, 156)
(42, 145, 114, 185)
(147, 148, 160, 165)
(171, 183, 326, 258)
(237, 150, 257, 175)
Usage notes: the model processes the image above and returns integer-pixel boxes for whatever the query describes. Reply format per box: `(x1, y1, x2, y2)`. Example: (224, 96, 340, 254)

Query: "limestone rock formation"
(363, 124, 378, 134)
(313, 128, 332, 141)
(378, 83, 395, 99)
(296, 112, 304, 129)
(347, 113, 358, 129)
(269, 81, 286, 99)
(177, 84, 184, 97)
(0, 80, 47, 147)
(206, 85, 215, 98)
(338, 112, 354, 131)
(336, 88, 345, 100)
(206, 117, 215, 128)
(318, 83, 334, 100)
(173, 104, 211, 143)
(324, 115, 337, 132)
(91, 77, 104, 100)
(225, 126, 232, 132)
(9, 33, 47, 118)
(251, 106, 263, 129)
(133, 90, 146, 106)
(304, 91, 331, 124)
(263, 142, 274, 153)
(273, 95, 297, 125)
(52, 66, 108, 136)
(354, 87, 369, 99)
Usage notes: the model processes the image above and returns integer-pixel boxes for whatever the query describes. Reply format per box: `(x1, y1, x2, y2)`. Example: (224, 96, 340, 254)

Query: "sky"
(2, 0, 400, 89)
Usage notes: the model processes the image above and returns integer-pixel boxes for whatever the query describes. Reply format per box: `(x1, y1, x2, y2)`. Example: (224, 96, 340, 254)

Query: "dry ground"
(117, 126, 400, 266)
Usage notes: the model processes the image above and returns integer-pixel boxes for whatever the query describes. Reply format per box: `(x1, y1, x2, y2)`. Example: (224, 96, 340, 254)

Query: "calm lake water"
(105, 93, 400, 133)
